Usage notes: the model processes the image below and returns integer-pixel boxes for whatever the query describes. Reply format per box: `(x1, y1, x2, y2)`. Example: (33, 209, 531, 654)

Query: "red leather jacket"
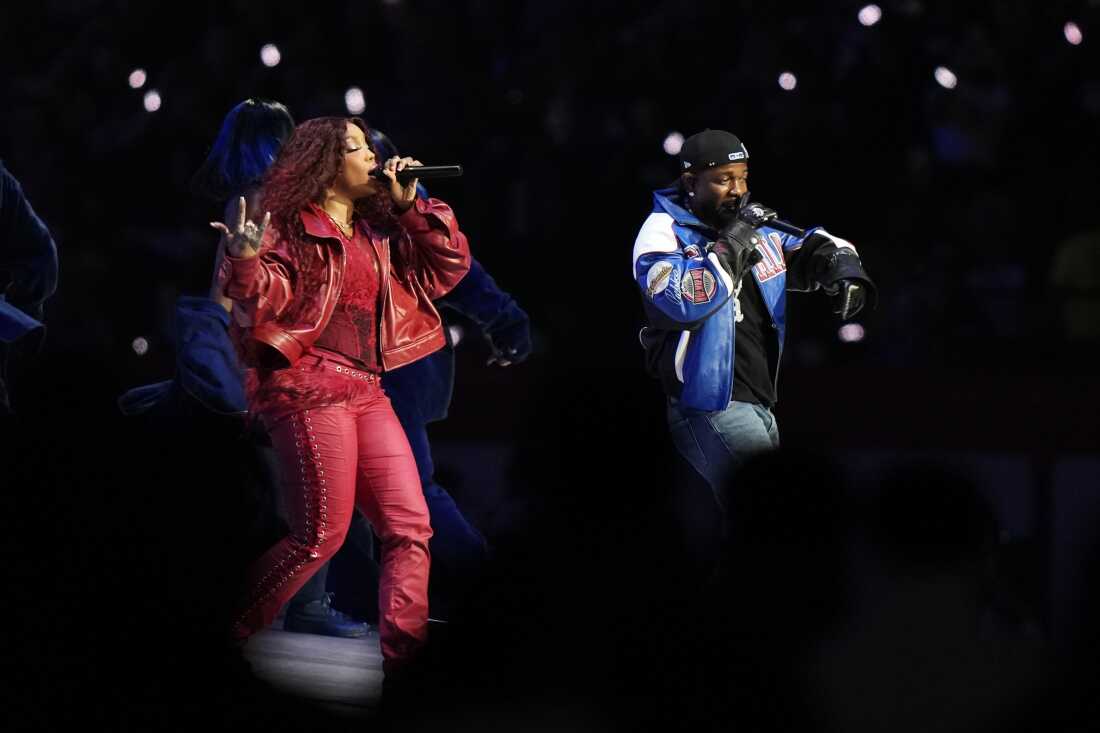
(220, 196, 470, 371)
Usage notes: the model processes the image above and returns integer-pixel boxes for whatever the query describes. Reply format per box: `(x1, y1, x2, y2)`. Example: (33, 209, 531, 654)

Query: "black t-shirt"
(731, 275, 779, 408)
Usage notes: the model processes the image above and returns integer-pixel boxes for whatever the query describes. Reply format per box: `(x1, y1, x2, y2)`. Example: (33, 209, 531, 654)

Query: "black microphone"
(738, 198, 807, 238)
(766, 219, 806, 238)
(370, 165, 463, 185)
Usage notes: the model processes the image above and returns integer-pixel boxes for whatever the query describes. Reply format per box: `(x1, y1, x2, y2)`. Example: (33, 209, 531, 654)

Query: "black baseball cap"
(679, 129, 749, 171)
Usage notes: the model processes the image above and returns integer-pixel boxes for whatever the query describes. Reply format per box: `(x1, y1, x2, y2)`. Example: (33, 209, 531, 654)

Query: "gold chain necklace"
(323, 210, 354, 240)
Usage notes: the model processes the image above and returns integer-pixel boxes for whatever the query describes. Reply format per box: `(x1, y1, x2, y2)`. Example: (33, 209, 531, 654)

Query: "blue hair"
(191, 99, 295, 201)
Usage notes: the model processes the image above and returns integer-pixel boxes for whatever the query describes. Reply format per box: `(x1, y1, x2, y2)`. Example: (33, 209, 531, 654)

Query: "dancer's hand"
(210, 196, 270, 259)
(382, 156, 422, 212)
(485, 311, 532, 367)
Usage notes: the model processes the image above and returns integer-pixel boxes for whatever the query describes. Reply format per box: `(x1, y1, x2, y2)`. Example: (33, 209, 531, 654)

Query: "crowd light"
(934, 66, 957, 89)
(778, 72, 797, 91)
(1064, 22, 1083, 46)
(132, 337, 149, 355)
(662, 131, 684, 155)
(260, 44, 281, 67)
(143, 90, 162, 112)
(128, 68, 146, 89)
(345, 86, 365, 114)
(838, 324, 865, 343)
(858, 4, 882, 27)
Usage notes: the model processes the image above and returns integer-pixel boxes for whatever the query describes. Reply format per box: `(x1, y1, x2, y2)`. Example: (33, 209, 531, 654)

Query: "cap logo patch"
(728, 151, 746, 161)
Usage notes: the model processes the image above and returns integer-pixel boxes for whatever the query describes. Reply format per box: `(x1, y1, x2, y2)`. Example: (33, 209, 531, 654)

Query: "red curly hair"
(259, 116, 399, 240)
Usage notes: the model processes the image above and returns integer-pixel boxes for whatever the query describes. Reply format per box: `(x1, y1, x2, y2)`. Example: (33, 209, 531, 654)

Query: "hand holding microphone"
(710, 199, 764, 283)
(735, 193, 806, 237)
(370, 161, 463, 185)
(376, 156, 423, 212)
(371, 158, 464, 211)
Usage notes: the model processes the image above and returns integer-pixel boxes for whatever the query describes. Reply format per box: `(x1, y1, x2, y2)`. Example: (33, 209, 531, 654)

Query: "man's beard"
(716, 195, 744, 220)
(698, 195, 742, 229)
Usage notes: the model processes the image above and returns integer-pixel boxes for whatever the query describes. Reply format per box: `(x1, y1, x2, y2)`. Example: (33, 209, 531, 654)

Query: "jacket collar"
(652, 187, 713, 232)
(300, 203, 362, 240)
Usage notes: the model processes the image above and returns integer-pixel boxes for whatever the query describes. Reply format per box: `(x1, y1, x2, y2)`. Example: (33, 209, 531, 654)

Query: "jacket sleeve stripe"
(632, 212, 678, 275)
(707, 251, 734, 294)
(811, 227, 858, 252)
(674, 330, 691, 383)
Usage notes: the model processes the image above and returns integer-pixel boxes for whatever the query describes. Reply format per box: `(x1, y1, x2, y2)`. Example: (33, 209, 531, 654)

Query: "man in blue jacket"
(633, 129, 874, 506)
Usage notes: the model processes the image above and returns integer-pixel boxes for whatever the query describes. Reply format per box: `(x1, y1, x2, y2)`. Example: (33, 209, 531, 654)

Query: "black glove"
(736, 196, 780, 229)
(709, 196, 764, 283)
(484, 305, 531, 366)
(813, 245, 877, 320)
(825, 279, 867, 320)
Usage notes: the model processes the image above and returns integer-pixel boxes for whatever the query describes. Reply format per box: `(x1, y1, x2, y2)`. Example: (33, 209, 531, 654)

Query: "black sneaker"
(283, 593, 372, 638)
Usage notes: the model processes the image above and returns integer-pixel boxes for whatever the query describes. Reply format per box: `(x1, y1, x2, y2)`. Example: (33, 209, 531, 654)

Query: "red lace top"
(313, 227, 381, 368)
(245, 224, 382, 425)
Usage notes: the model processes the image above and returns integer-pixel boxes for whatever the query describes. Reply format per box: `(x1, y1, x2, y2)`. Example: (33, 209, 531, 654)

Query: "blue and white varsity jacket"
(632, 187, 855, 413)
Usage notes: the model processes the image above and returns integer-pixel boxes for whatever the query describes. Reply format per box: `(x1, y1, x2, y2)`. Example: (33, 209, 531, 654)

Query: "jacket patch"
(681, 267, 716, 304)
(646, 261, 674, 299)
(753, 232, 787, 282)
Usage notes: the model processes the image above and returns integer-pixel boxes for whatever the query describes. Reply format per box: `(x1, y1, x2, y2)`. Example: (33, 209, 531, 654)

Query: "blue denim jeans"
(667, 398, 780, 507)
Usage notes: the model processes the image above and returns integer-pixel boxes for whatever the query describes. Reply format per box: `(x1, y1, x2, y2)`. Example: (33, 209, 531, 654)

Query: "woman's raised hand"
(210, 196, 271, 259)
(382, 156, 422, 212)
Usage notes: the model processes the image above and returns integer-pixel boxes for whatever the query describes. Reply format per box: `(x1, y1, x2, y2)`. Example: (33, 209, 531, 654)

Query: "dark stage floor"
(242, 622, 383, 718)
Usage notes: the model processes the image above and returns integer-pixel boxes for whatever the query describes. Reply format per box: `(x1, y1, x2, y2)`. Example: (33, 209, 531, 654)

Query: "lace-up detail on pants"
(231, 381, 432, 667)
(233, 410, 329, 638)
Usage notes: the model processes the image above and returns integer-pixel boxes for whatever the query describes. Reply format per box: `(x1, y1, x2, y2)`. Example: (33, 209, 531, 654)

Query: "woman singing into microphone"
(212, 116, 470, 670)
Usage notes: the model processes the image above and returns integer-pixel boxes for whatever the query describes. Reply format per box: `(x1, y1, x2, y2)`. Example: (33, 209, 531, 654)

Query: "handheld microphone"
(370, 165, 463, 185)
(738, 198, 807, 238)
(766, 219, 806, 238)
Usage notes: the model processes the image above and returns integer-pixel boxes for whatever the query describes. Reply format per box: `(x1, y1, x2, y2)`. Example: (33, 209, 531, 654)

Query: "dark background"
(3, 0, 1100, 729)
(3, 0, 1099, 440)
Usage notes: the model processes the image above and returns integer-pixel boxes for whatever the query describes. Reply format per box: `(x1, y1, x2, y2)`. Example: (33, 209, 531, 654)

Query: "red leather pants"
(233, 364, 432, 666)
